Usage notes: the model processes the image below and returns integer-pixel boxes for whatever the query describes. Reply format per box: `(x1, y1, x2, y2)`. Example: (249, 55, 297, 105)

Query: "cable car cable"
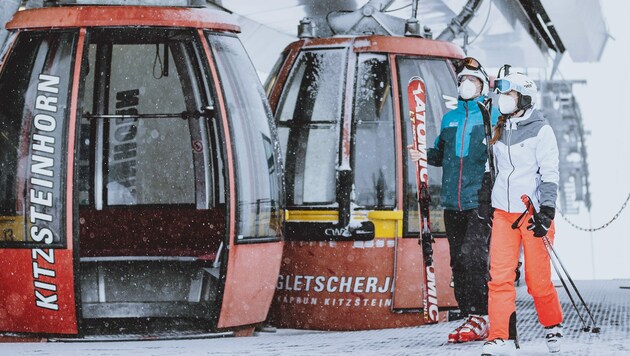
(384, 2, 412, 13)
(467, 0, 492, 45)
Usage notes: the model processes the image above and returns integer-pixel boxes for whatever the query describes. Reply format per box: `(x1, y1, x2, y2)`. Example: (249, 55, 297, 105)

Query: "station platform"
(4, 279, 629, 355)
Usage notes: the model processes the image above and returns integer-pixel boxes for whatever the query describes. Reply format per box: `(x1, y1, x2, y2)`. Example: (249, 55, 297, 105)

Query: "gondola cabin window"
(78, 28, 219, 210)
(275, 49, 346, 207)
(205, 33, 283, 241)
(0, 33, 16, 69)
(353, 53, 396, 209)
(0, 31, 77, 248)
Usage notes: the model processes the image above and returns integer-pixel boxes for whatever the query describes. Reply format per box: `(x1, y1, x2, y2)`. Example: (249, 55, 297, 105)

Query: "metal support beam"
(436, 0, 483, 41)
(326, 0, 405, 36)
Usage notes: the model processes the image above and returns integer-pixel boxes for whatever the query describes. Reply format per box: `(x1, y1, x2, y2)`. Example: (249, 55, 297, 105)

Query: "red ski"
(407, 76, 438, 324)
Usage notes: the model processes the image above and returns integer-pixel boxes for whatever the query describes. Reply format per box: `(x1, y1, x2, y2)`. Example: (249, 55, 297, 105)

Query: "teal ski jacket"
(428, 96, 500, 211)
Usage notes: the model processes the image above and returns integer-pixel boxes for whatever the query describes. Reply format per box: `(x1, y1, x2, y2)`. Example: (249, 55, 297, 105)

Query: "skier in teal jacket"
(431, 94, 499, 212)
(412, 57, 499, 343)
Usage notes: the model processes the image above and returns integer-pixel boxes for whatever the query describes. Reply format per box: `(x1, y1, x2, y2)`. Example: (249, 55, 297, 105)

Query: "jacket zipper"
(458, 103, 469, 211)
(506, 122, 515, 212)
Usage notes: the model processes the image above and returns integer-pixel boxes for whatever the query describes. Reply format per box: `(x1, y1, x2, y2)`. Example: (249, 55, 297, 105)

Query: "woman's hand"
(408, 144, 422, 162)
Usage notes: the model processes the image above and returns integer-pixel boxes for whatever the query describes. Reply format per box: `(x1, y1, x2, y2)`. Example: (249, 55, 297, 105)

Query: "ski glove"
(527, 205, 555, 237)
(477, 172, 494, 223)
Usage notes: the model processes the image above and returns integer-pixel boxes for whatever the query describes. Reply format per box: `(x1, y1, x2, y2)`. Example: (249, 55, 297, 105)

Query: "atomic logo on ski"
(409, 80, 428, 183)
(407, 76, 438, 324)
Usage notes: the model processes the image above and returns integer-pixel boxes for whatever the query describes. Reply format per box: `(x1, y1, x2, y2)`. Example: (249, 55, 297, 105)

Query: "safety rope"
(559, 192, 630, 232)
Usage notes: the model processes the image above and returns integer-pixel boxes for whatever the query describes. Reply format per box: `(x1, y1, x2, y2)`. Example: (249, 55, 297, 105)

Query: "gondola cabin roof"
(5, 6, 240, 33)
(286, 35, 464, 58)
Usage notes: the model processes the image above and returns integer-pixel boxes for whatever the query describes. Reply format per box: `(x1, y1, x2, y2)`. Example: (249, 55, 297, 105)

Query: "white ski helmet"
(457, 67, 490, 96)
(455, 57, 490, 97)
(495, 73, 538, 110)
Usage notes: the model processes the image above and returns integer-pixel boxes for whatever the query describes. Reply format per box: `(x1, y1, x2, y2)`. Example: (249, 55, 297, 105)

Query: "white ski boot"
(544, 324, 563, 353)
(481, 338, 517, 356)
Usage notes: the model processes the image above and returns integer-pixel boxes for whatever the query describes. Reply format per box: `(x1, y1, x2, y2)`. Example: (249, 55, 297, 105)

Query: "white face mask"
(458, 79, 478, 100)
(498, 94, 517, 114)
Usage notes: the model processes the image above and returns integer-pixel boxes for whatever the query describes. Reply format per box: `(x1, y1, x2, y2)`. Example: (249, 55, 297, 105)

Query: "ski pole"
(542, 235, 600, 333)
(514, 200, 590, 331)
(540, 235, 592, 332)
(517, 195, 600, 333)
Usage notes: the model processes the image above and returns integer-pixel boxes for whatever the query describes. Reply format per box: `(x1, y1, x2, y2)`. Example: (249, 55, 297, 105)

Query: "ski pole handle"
(520, 195, 536, 215)
(511, 195, 536, 230)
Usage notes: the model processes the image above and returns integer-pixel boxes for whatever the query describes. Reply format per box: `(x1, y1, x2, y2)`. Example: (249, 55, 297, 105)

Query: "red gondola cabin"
(0, 4, 283, 338)
(265, 34, 464, 330)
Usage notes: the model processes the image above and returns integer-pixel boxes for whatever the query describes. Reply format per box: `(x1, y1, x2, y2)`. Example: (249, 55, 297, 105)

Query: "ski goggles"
(453, 57, 489, 80)
(495, 78, 525, 94)
(454, 57, 482, 72)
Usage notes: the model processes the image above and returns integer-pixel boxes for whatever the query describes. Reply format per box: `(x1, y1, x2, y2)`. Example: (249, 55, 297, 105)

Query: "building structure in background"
(540, 80, 592, 214)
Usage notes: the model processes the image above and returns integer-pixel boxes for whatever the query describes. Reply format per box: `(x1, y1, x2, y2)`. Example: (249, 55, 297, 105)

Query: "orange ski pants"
(487, 209, 563, 340)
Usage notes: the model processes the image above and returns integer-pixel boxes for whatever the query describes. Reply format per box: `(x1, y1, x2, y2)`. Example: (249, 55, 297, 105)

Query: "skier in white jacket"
(478, 73, 563, 356)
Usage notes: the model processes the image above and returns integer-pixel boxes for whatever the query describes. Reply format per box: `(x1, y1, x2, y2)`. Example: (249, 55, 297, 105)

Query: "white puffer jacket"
(491, 108, 559, 213)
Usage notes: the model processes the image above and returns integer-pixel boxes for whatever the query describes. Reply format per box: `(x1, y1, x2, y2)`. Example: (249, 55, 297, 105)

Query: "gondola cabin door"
(0, 6, 284, 338)
(0, 26, 80, 335)
(203, 31, 284, 330)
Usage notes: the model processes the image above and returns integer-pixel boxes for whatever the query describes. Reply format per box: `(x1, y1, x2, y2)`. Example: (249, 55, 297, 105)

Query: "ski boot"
(481, 338, 517, 356)
(544, 324, 563, 353)
(448, 315, 488, 343)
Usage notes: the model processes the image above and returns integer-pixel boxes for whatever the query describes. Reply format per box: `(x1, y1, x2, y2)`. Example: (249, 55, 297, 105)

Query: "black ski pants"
(444, 208, 490, 316)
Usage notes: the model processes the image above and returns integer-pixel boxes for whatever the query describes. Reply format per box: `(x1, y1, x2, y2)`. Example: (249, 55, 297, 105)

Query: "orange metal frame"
(6, 6, 240, 32)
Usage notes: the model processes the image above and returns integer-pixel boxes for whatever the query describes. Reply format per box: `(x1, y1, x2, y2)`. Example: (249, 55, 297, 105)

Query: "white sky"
(552, 0, 630, 279)
(556, 0, 630, 279)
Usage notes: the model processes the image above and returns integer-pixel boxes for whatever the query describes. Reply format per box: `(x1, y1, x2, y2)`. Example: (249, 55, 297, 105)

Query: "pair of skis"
(406, 77, 438, 324)
(406, 77, 495, 324)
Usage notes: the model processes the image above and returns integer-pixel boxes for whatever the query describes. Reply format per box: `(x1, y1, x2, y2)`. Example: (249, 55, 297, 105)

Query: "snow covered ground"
(3, 279, 628, 355)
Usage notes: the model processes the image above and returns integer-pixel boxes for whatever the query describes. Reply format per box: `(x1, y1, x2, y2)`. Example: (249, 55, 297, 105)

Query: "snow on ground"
(3, 280, 629, 355)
